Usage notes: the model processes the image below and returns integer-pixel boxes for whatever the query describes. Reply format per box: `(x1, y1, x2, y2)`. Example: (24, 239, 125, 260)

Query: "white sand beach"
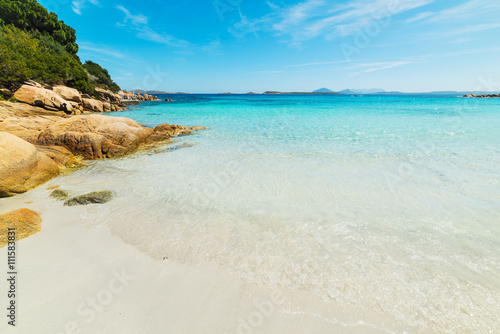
(0, 178, 414, 334)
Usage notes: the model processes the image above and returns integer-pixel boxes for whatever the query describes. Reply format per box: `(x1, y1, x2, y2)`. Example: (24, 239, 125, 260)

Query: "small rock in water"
(64, 191, 113, 206)
(50, 189, 69, 200)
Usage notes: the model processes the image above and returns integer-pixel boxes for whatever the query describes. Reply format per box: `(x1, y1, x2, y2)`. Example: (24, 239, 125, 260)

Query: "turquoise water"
(82, 95, 498, 332)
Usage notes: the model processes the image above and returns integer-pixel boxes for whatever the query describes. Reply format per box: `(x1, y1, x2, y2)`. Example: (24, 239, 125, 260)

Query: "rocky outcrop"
(0, 100, 205, 197)
(52, 85, 82, 103)
(119, 90, 160, 101)
(10, 82, 126, 114)
(14, 84, 72, 112)
(36, 145, 87, 169)
(0, 209, 42, 248)
(64, 191, 113, 206)
(13, 81, 160, 114)
(82, 98, 104, 112)
(31, 115, 204, 159)
(95, 87, 122, 105)
(0, 132, 59, 197)
(464, 94, 500, 98)
(0, 109, 206, 160)
(0, 101, 65, 119)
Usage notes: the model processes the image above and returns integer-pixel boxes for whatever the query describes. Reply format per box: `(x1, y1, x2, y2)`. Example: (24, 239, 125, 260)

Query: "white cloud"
(71, 0, 99, 15)
(347, 60, 414, 76)
(79, 42, 126, 59)
(407, 0, 500, 22)
(285, 60, 352, 68)
(231, 0, 433, 42)
(201, 40, 221, 53)
(116, 6, 190, 48)
(116, 6, 148, 25)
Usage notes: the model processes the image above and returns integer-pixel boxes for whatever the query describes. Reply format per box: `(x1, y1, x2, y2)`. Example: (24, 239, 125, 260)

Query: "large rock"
(30, 115, 205, 159)
(0, 101, 64, 120)
(0, 209, 42, 248)
(53, 85, 81, 103)
(34, 115, 157, 159)
(103, 102, 111, 112)
(95, 87, 121, 104)
(1, 99, 206, 161)
(36, 145, 87, 169)
(0, 114, 60, 141)
(0, 133, 59, 197)
(14, 84, 72, 112)
(82, 98, 104, 112)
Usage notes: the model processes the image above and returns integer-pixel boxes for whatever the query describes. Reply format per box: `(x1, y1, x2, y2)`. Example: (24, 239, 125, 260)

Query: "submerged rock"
(64, 191, 113, 206)
(50, 189, 69, 200)
(0, 209, 42, 248)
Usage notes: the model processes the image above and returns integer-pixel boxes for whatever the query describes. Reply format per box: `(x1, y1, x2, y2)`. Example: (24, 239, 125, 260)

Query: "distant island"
(263, 91, 341, 95)
(130, 90, 192, 95)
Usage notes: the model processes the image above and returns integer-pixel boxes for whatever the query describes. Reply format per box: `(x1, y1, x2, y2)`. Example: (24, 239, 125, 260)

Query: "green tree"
(0, 25, 91, 92)
(0, 1, 120, 94)
(0, 0, 78, 54)
(83, 60, 121, 93)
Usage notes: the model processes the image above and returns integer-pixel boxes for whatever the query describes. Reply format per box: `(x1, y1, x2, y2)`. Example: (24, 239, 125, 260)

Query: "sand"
(0, 184, 416, 334)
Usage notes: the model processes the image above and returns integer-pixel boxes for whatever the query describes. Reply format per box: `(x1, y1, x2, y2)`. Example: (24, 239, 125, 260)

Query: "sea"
(59, 94, 500, 332)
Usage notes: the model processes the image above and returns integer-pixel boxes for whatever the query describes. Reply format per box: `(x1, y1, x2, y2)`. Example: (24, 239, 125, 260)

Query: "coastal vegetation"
(82, 61, 120, 93)
(0, 0, 119, 93)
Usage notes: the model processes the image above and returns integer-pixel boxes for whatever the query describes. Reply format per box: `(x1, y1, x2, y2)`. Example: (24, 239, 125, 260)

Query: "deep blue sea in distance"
(79, 93, 500, 332)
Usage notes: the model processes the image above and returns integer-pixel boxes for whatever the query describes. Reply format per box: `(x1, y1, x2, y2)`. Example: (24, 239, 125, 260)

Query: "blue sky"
(39, 0, 500, 93)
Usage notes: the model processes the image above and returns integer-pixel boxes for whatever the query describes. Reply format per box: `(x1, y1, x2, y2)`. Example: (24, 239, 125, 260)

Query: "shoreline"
(1, 93, 498, 333)
(0, 169, 415, 333)
(0, 98, 205, 199)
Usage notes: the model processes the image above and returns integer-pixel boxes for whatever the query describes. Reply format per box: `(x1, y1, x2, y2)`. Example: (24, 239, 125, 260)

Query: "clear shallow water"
(75, 95, 498, 332)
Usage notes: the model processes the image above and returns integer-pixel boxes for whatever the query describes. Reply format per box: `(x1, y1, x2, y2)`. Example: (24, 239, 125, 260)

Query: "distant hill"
(263, 91, 341, 95)
(372, 91, 500, 96)
(338, 89, 356, 95)
(313, 88, 335, 93)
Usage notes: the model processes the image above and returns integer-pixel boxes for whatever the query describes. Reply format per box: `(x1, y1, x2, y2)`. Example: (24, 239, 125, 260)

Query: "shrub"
(0, 0, 78, 54)
(0, 1, 119, 95)
(0, 25, 92, 92)
(83, 60, 121, 93)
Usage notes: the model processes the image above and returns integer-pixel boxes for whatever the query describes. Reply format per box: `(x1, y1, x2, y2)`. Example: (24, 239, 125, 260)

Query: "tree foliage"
(0, 0, 78, 54)
(0, 0, 121, 94)
(83, 61, 121, 93)
(0, 25, 91, 92)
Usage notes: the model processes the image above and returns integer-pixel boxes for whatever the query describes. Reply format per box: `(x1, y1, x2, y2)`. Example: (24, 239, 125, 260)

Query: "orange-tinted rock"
(53, 85, 82, 103)
(0, 209, 42, 248)
(14, 84, 72, 112)
(0, 132, 59, 197)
